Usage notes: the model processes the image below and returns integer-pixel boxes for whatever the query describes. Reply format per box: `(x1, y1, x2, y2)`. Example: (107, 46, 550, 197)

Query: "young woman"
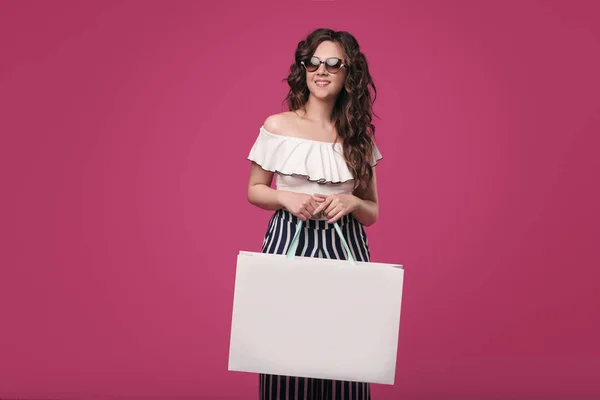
(246, 28, 382, 400)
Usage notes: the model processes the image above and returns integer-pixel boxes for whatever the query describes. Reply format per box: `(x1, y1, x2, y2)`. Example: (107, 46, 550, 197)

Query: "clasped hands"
(278, 191, 361, 223)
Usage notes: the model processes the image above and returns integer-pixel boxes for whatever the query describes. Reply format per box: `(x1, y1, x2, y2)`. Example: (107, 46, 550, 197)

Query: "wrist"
(275, 190, 289, 208)
(353, 195, 363, 212)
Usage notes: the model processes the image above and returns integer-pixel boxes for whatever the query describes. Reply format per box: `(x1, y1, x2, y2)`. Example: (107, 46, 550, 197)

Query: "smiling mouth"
(315, 80, 331, 87)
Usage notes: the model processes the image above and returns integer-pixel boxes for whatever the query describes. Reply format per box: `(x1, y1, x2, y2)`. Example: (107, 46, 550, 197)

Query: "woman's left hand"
(313, 193, 361, 223)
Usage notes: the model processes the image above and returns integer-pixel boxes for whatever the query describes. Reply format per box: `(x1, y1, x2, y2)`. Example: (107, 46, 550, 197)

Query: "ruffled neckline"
(247, 126, 382, 184)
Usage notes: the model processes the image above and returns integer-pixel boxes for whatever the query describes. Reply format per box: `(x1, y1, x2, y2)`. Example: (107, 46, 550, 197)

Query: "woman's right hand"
(277, 191, 326, 221)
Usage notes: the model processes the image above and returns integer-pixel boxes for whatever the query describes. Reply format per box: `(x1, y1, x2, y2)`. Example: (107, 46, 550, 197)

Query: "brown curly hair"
(281, 28, 379, 192)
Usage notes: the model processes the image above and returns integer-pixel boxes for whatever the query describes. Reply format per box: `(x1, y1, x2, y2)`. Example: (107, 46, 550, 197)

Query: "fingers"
(295, 194, 346, 221)
(308, 199, 319, 214)
(305, 197, 320, 216)
(323, 199, 338, 215)
(304, 202, 315, 215)
(302, 197, 315, 220)
(326, 205, 344, 222)
(296, 212, 307, 221)
(298, 209, 312, 221)
(291, 193, 324, 221)
(328, 211, 343, 223)
(314, 197, 333, 215)
(313, 195, 326, 214)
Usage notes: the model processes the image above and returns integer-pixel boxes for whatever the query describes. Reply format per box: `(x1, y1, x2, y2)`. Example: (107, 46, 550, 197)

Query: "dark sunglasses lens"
(326, 58, 342, 72)
(303, 63, 318, 71)
(305, 57, 320, 71)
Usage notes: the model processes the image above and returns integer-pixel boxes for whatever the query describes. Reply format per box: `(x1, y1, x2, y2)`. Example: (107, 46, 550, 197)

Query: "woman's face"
(304, 40, 348, 101)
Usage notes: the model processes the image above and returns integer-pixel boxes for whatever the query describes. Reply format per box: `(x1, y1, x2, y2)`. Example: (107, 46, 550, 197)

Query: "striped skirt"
(259, 209, 372, 400)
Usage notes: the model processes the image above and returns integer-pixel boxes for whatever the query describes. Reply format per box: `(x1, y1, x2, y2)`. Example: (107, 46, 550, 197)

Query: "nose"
(316, 62, 328, 74)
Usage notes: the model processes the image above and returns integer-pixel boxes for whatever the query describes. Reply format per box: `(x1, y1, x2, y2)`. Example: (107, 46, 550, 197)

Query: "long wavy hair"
(282, 28, 378, 192)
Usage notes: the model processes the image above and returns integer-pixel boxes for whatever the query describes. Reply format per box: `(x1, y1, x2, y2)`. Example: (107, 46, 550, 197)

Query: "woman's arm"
(247, 162, 282, 211)
(351, 168, 379, 226)
(247, 162, 324, 220)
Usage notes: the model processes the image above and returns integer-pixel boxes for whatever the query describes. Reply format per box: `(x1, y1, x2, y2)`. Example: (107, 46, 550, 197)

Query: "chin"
(311, 88, 340, 99)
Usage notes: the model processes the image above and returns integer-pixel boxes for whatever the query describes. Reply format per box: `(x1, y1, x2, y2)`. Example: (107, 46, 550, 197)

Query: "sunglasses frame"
(300, 56, 347, 74)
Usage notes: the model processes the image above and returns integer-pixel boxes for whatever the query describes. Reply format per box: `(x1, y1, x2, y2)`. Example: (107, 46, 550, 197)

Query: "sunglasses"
(300, 56, 346, 74)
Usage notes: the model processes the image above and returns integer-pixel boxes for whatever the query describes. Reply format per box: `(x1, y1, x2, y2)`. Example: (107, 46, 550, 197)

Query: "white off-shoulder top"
(248, 126, 382, 198)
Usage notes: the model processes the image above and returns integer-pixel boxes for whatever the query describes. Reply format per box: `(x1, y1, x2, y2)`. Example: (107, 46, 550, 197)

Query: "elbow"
(362, 216, 377, 227)
(247, 185, 255, 206)
(362, 202, 379, 227)
(356, 210, 378, 227)
(364, 208, 379, 227)
(247, 188, 257, 207)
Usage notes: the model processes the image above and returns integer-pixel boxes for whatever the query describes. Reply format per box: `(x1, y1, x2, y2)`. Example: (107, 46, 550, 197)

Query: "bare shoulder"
(262, 111, 298, 136)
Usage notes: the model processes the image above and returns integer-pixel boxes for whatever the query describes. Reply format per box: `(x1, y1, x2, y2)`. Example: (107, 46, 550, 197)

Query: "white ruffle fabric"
(247, 126, 382, 184)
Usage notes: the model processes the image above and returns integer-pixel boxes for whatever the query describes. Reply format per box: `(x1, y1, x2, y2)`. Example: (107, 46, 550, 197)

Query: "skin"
(247, 40, 379, 226)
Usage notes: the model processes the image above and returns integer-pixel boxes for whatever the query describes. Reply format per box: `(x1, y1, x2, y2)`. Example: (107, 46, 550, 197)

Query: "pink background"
(1, 0, 599, 399)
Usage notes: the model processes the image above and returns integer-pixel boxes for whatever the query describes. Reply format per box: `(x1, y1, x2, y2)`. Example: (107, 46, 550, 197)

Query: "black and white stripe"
(259, 209, 372, 400)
